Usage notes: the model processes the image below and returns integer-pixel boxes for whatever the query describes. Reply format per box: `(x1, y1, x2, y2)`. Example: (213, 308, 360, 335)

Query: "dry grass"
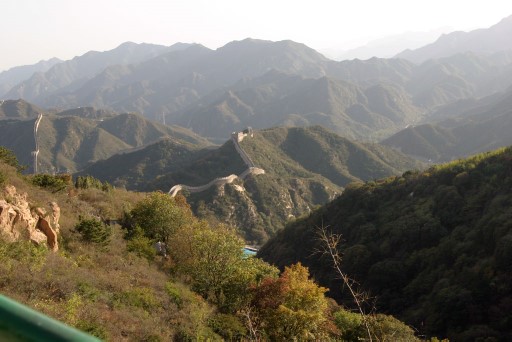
(0, 168, 216, 341)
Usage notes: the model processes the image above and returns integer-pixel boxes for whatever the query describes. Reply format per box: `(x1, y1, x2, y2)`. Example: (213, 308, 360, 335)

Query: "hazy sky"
(1, 0, 512, 71)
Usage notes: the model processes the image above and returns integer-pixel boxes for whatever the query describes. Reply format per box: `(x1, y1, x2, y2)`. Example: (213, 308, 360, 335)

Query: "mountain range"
(0, 99, 46, 119)
(0, 58, 62, 97)
(326, 27, 450, 61)
(1, 15, 512, 144)
(383, 87, 512, 162)
(2, 42, 192, 104)
(396, 15, 512, 63)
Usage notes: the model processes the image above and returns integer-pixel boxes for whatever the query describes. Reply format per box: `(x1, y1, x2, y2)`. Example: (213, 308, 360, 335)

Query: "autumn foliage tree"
(250, 263, 329, 340)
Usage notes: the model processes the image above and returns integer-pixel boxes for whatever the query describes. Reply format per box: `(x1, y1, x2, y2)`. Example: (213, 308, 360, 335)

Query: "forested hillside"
(82, 126, 422, 243)
(0, 111, 209, 173)
(0, 150, 417, 341)
(259, 146, 512, 341)
(384, 87, 512, 162)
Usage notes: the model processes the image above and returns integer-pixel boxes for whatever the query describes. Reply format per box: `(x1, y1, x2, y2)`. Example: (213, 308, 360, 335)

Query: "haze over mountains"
(0, 58, 62, 97)
(325, 27, 450, 61)
(396, 15, 512, 64)
(1, 14, 512, 144)
(383, 86, 512, 162)
(1, 42, 192, 103)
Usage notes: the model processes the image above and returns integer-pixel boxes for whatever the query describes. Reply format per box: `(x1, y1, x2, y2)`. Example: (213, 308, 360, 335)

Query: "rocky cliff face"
(0, 185, 60, 251)
(190, 177, 338, 243)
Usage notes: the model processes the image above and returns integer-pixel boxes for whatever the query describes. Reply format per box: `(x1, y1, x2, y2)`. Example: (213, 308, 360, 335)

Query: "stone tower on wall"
(232, 127, 254, 142)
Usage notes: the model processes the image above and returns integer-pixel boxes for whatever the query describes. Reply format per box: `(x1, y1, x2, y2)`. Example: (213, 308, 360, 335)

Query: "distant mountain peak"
(396, 14, 512, 63)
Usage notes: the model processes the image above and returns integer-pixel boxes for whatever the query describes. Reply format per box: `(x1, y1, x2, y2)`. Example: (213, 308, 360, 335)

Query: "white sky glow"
(1, 0, 512, 71)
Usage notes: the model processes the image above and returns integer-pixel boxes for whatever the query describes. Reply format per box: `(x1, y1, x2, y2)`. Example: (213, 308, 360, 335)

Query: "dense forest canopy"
(259, 146, 512, 341)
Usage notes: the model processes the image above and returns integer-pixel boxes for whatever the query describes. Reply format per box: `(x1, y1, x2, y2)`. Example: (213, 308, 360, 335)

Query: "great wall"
(168, 127, 265, 197)
(31, 113, 43, 174)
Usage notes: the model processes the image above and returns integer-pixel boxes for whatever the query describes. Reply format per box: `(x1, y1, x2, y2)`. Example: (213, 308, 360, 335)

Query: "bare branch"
(240, 305, 262, 342)
(315, 224, 375, 342)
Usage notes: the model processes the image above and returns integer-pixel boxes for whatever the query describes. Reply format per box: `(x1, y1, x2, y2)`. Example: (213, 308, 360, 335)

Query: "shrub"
(333, 308, 365, 341)
(75, 216, 111, 245)
(0, 240, 48, 278)
(0, 146, 26, 172)
(208, 313, 247, 340)
(75, 175, 113, 192)
(114, 287, 158, 311)
(76, 320, 109, 340)
(165, 282, 183, 309)
(333, 308, 418, 342)
(124, 192, 190, 242)
(31, 174, 69, 192)
(126, 226, 156, 261)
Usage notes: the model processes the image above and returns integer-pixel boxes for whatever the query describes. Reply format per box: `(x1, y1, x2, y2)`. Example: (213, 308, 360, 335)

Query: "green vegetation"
(0, 99, 44, 119)
(0, 156, 417, 340)
(0, 112, 209, 174)
(123, 192, 189, 242)
(334, 308, 418, 341)
(249, 263, 330, 340)
(75, 216, 112, 245)
(30, 174, 70, 192)
(259, 146, 512, 341)
(92, 125, 418, 244)
(0, 146, 25, 172)
(75, 175, 112, 192)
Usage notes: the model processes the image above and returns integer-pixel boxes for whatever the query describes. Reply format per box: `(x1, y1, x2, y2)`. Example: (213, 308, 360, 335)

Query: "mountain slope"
(0, 99, 46, 119)
(0, 111, 209, 173)
(259, 146, 512, 341)
(333, 28, 449, 60)
(0, 58, 62, 97)
(406, 52, 512, 107)
(81, 126, 422, 243)
(179, 71, 421, 141)
(383, 88, 512, 161)
(396, 15, 512, 63)
(33, 38, 512, 143)
(3, 42, 187, 103)
(38, 39, 331, 121)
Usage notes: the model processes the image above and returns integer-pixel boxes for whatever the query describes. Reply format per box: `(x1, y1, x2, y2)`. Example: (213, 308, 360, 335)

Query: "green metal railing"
(0, 294, 101, 341)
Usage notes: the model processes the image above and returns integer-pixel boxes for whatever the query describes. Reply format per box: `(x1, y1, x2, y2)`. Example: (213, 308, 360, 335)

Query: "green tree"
(75, 216, 112, 245)
(126, 226, 156, 261)
(75, 175, 112, 192)
(0, 146, 25, 172)
(369, 314, 419, 342)
(169, 223, 278, 312)
(31, 174, 68, 192)
(125, 192, 190, 242)
(333, 308, 366, 341)
(334, 308, 418, 342)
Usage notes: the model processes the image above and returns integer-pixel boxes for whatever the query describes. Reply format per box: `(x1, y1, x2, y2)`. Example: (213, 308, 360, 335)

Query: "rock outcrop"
(0, 185, 60, 251)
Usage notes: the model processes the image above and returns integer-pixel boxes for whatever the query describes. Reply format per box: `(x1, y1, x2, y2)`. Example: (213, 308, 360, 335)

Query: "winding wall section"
(168, 132, 264, 197)
(31, 113, 43, 173)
